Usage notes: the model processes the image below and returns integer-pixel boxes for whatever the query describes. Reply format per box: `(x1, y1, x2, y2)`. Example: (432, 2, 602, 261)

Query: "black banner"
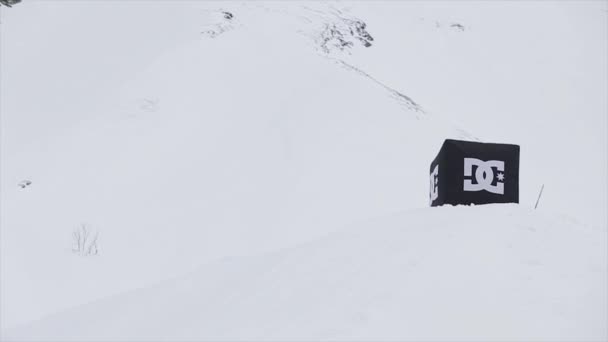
(430, 139, 520, 207)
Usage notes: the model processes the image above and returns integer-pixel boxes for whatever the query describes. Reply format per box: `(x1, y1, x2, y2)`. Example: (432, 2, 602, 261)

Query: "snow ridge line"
(334, 59, 425, 118)
(332, 58, 480, 141)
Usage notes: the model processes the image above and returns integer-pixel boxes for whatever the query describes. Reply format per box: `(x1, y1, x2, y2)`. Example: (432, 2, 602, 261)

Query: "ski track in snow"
(333, 58, 480, 142)
(334, 59, 425, 115)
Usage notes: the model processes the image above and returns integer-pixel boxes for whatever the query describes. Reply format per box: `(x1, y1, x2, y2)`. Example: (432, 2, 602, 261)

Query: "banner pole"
(534, 184, 545, 209)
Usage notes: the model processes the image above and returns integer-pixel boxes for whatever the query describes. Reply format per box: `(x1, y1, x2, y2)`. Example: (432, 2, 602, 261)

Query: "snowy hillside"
(6, 205, 607, 341)
(1, 1, 606, 340)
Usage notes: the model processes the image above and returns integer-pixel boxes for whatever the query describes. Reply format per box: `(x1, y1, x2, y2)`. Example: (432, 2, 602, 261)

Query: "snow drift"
(6, 205, 607, 341)
(1, 2, 477, 328)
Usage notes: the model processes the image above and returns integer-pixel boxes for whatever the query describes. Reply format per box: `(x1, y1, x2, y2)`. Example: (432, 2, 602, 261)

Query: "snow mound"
(7, 205, 606, 341)
(1, 1, 605, 334)
(2, 3, 479, 329)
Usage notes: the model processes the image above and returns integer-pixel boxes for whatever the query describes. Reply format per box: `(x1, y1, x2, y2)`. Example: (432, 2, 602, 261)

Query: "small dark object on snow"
(222, 11, 233, 20)
(0, 0, 21, 7)
(353, 20, 374, 45)
(18, 180, 32, 189)
(450, 23, 465, 31)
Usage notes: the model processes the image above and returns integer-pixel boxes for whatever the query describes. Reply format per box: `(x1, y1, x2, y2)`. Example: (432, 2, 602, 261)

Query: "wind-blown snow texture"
(1, 1, 606, 341)
(6, 205, 608, 341)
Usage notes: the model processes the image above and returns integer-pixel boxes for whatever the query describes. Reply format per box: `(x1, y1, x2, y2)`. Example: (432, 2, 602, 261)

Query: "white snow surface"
(1, 1, 606, 340)
(6, 205, 608, 341)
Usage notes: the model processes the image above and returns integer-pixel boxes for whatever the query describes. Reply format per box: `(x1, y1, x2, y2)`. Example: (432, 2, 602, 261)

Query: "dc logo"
(430, 165, 439, 204)
(463, 158, 505, 195)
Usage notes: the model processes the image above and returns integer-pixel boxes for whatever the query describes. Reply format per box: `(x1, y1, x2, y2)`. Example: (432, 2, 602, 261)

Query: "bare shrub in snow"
(72, 224, 99, 256)
(0, 0, 22, 8)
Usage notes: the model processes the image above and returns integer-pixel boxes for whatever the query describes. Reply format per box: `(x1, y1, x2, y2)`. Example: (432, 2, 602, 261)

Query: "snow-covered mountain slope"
(6, 205, 607, 341)
(1, 1, 606, 336)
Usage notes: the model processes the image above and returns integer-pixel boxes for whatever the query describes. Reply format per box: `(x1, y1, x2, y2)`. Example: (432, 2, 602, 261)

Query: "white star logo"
(497, 172, 505, 181)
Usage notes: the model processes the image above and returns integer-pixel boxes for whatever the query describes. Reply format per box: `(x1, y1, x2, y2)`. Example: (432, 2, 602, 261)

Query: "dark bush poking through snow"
(317, 17, 374, 54)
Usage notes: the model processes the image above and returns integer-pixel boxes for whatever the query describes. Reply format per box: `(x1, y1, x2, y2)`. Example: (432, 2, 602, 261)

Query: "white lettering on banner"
(463, 158, 505, 195)
(430, 164, 439, 204)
